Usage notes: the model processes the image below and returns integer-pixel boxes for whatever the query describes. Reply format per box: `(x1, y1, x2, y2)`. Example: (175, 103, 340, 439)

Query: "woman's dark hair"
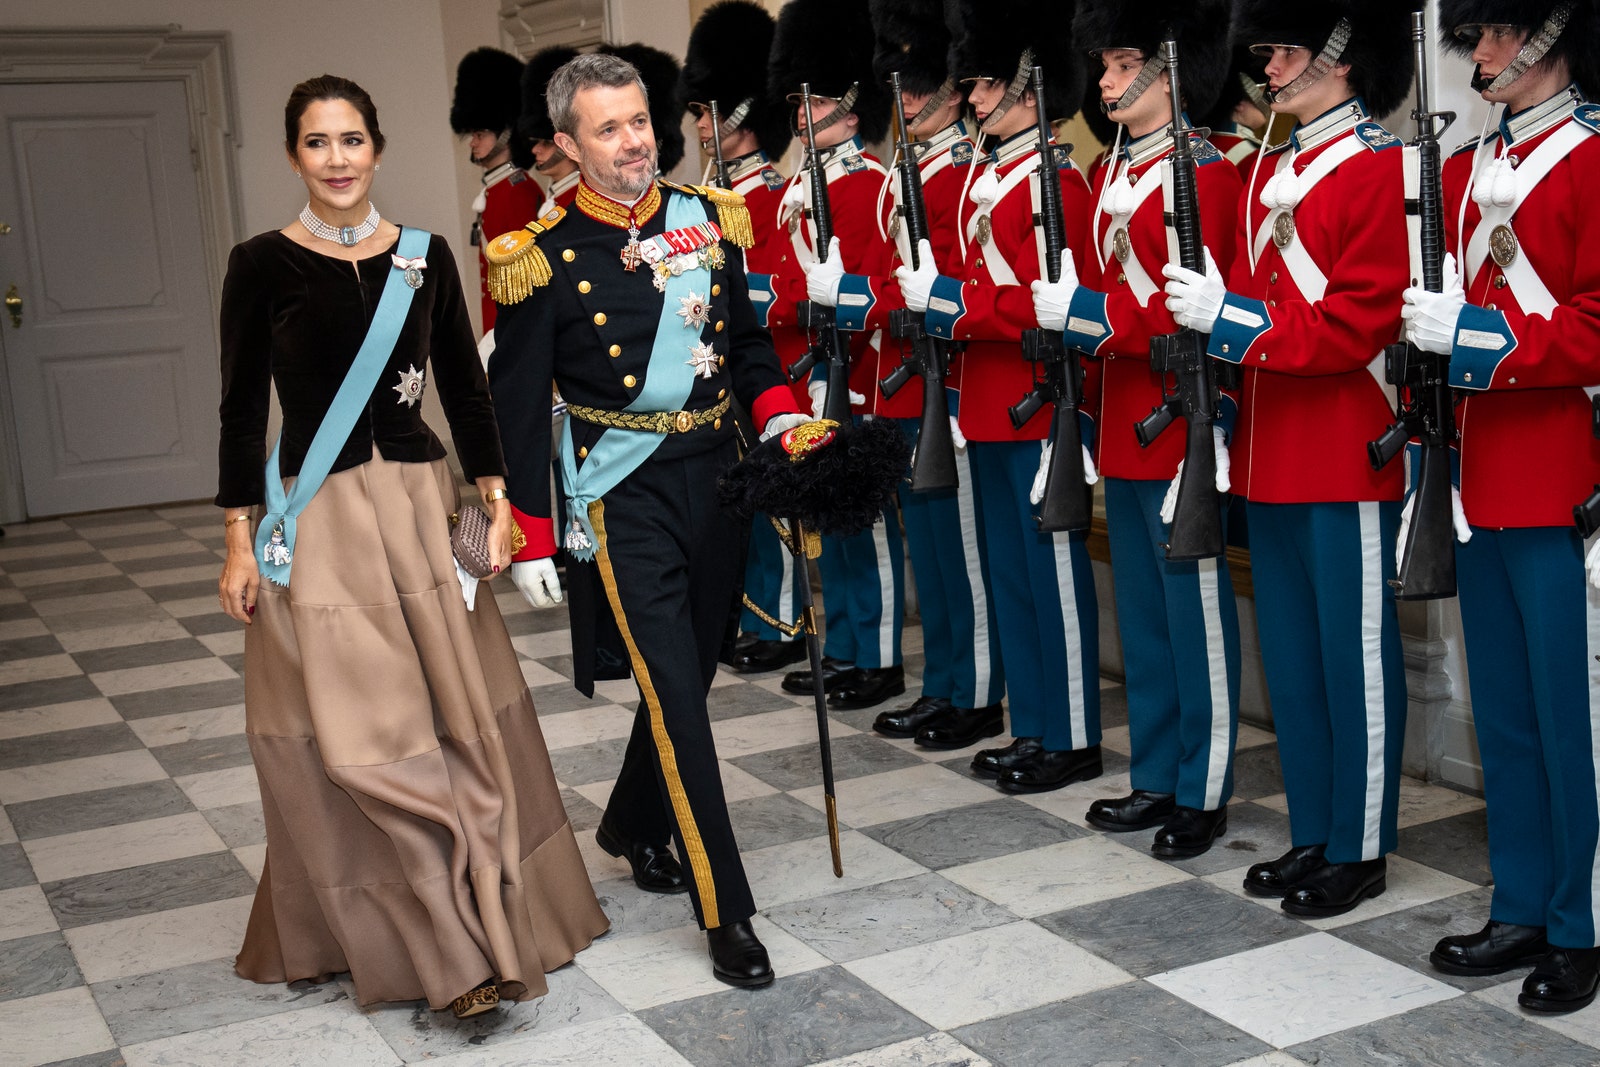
(284, 75, 387, 154)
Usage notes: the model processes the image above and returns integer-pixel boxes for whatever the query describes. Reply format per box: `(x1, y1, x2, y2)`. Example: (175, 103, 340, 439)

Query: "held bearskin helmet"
(718, 418, 911, 539)
(870, 0, 954, 98)
(1231, 0, 1419, 117)
(1073, 0, 1235, 119)
(1438, 0, 1600, 95)
(768, 0, 894, 145)
(450, 47, 525, 136)
(597, 43, 687, 174)
(946, 0, 1085, 123)
(516, 45, 581, 146)
(678, 0, 792, 160)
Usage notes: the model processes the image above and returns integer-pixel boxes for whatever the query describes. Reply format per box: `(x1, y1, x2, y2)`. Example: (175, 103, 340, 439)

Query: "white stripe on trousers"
(955, 446, 995, 703)
(1051, 533, 1088, 747)
(1358, 502, 1387, 861)
(871, 517, 896, 666)
(778, 538, 796, 635)
(1198, 558, 1232, 810)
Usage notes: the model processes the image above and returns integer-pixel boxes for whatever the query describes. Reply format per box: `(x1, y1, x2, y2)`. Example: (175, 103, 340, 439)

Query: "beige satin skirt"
(234, 453, 609, 1009)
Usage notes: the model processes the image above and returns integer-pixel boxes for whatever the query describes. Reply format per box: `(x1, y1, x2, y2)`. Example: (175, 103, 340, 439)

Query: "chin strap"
(792, 83, 861, 138)
(1266, 18, 1352, 107)
(908, 78, 958, 132)
(720, 97, 753, 139)
(1474, 3, 1573, 93)
(1108, 53, 1168, 114)
(469, 127, 512, 166)
(978, 49, 1036, 135)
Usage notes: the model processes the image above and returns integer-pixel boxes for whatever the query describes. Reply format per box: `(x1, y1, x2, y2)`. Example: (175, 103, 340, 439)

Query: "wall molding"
(499, 0, 609, 54)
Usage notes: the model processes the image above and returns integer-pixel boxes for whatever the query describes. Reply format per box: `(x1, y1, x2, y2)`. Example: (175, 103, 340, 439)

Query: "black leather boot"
(595, 818, 687, 894)
(1086, 790, 1176, 832)
(781, 656, 853, 694)
(874, 695, 954, 738)
(707, 919, 774, 988)
(997, 746, 1103, 794)
(828, 665, 906, 709)
(1281, 857, 1387, 918)
(1152, 806, 1228, 858)
(1521, 947, 1600, 1013)
(1243, 843, 1327, 898)
(971, 736, 1043, 779)
(915, 703, 1004, 750)
(1431, 921, 1549, 976)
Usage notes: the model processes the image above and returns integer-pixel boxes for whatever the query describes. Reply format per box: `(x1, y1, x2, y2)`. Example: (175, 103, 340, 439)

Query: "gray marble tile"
(200, 801, 265, 849)
(1159, 800, 1295, 878)
(934, 743, 1132, 784)
(529, 682, 608, 717)
(0, 674, 102, 713)
(0, 722, 143, 772)
(70, 510, 164, 529)
(1229, 742, 1285, 801)
(860, 799, 1091, 869)
(730, 734, 926, 791)
(547, 735, 629, 788)
(148, 733, 254, 778)
(22, 575, 138, 601)
(42, 851, 256, 929)
(177, 613, 240, 638)
(6, 780, 196, 840)
(823, 703, 896, 734)
(0, 551, 103, 575)
(0, 602, 38, 622)
(1099, 684, 1130, 729)
(705, 682, 805, 722)
(559, 786, 605, 833)
(77, 530, 183, 550)
(638, 965, 927, 1067)
(141, 579, 221, 603)
(90, 957, 347, 1045)
(1288, 991, 1594, 1066)
(1397, 809, 1492, 887)
(0, 840, 37, 889)
(115, 552, 219, 575)
(953, 980, 1271, 1066)
(0, 931, 85, 1002)
(728, 791, 830, 851)
(763, 872, 1016, 963)
(71, 639, 214, 675)
(220, 653, 247, 675)
(589, 877, 698, 941)
(110, 679, 245, 720)
(0, 634, 65, 661)
(40, 1049, 127, 1067)
(1036, 878, 1307, 977)
(1332, 886, 1503, 992)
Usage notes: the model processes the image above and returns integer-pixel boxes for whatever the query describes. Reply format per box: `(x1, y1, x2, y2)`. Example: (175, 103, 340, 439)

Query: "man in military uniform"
(1164, 0, 1415, 916)
(515, 46, 583, 217)
(1404, 0, 1600, 1012)
(487, 52, 806, 988)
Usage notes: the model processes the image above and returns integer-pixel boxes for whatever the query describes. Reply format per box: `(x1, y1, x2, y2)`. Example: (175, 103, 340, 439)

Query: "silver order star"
(686, 341, 720, 380)
(393, 364, 426, 406)
(677, 290, 711, 329)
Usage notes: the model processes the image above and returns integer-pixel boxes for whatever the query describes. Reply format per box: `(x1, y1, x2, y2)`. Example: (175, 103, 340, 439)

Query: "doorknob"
(0, 222, 11, 235)
(4, 285, 19, 328)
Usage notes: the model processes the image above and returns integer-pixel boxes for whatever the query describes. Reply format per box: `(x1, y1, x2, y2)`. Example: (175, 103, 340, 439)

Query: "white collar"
(1122, 124, 1175, 169)
(914, 120, 971, 160)
(988, 128, 1040, 168)
(1498, 84, 1584, 147)
(1289, 98, 1367, 153)
(729, 151, 773, 182)
(549, 170, 580, 197)
(481, 161, 518, 189)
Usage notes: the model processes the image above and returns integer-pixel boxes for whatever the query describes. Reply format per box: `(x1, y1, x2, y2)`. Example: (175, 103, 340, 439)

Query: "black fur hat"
(947, 0, 1085, 122)
(1231, 0, 1419, 117)
(768, 0, 894, 145)
(870, 0, 953, 97)
(1198, 45, 1270, 129)
(598, 43, 687, 174)
(718, 418, 910, 537)
(1073, 0, 1234, 119)
(450, 47, 525, 135)
(516, 45, 580, 145)
(678, 0, 792, 160)
(1438, 1, 1600, 93)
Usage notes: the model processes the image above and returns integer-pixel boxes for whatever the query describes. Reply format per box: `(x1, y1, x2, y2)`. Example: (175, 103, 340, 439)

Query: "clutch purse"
(450, 505, 495, 579)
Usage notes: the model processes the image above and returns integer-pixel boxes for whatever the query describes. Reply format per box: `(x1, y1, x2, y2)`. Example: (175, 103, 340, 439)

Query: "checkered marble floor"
(3, 504, 1597, 1067)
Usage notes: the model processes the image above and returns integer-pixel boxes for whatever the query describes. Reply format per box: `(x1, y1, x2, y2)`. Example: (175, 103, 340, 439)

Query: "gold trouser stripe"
(588, 499, 720, 927)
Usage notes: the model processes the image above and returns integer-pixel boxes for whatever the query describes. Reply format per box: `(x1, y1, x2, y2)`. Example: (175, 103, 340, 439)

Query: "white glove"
(1587, 539, 1600, 590)
(1162, 249, 1227, 333)
(807, 379, 865, 417)
(1394, 488, 1473, 572)
(805, 236, 846, 307)
(760, 412, 811, 442)
(511, 558, 563, 608)
(1401, 253, 1467, 356)
(1159, 428, 1231, 524)
(893, 239, 939, 313)
(1029, 441, 1098, 505)
(476, 328, 496, 371)
(1030, 249, 1081, 331)
(949, 416, 967, 453)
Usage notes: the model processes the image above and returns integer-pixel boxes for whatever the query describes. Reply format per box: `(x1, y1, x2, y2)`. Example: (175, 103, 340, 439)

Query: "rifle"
(880, 71, 959, 491)
(1133, 38, 1239, 561)
(785, 83, 853, 425)
(1367, 10, 1457, 599)
(1009, 64, 1091, 532)
(708, 99, 734, 191)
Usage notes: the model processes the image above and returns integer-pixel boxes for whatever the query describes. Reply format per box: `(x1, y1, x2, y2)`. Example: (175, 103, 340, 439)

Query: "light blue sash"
(256, 226, 431, 586)
(559, 193, 710, 560)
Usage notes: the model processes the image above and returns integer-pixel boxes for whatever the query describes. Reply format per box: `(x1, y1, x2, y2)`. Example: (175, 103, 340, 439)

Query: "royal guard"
(515, 46, 584, 217)
(451, 47, 543, 335)
(1404, 0, 1600, 1012)
(895, 0, 1104, 788)
(766, 0, 907, 712)
(1163, 0, 1415, 915)
(1050, 0, 1244, 857)
(1199, 46, 1272, 174)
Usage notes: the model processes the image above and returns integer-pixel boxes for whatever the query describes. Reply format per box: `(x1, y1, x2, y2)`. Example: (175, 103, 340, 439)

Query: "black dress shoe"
(781, 657, 854, 694)
(1243, 843, 1327, 898)
(1281, 857, 1386, 917)
(997, 745, 1103, 794)
(1152, 806, 1228, 858)
(971, 736, 1043, 779)
(1521, 947, 1600, 1013)
(595, 819, 688, 895)
(706, 919, 774, 988)
(1431, 921, 1549, 976)
(731, 638, 808, 674)
(1086, 790, 1176, 832)
(874, 696, 954, 738)
(828, 665, 906, 710)
(915, 703, 1005, 750)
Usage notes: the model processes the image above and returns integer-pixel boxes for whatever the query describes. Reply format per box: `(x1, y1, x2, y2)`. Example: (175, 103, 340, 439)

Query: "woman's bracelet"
(481, 488, 508, 505)
(224, 513, 251, 529)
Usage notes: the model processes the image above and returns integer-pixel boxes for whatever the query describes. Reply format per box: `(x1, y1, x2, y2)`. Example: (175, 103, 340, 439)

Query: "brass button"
(977, 258, 984, 266)
(1221, 344, 1230, 354)
(1117, 273, 1127, 285)
(674, 411, 694, 433)
(578, 445, 588, 458)
(1463, 372, 1473, 382)
(712, 284, 722, 296)
(718, 389, 727, 399)
(1259, 354, 1268, 361)
(623, 374, 637, 387)
(1269, 272, 1279, 284)
(1487, 304, 1497, 311)
(715, 320, 725, 332)
(1494, 276, 1507, 289)
(609, 344, 621, 357)
(578, 280, 592, 293)
(594, 312, 607, 325)
(562, 249, 575, 262)
(718, 356, 726, 366)
(1268, 299, 1277, 307)
(1508, 376, 1517, 384)
(714, 418, 723, 430)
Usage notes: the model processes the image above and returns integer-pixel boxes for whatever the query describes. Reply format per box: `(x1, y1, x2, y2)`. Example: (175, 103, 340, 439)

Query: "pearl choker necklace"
(299, 202, 380, 247)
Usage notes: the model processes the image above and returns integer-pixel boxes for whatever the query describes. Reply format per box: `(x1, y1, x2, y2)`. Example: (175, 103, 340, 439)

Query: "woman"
(216, 75, 608, 1019)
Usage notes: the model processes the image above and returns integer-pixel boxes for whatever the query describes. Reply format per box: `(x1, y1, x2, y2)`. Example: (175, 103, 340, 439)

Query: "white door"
(0, 79, 219, 517)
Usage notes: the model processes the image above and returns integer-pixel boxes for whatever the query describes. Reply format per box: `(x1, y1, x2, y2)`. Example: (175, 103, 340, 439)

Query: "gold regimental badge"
(1489, 224, 1518, 268)
(1112, 228, 1131, 264)
(780, 418, 840, 463)
(485, 206, 566, 305)
(1272, 211, 1296, 250)
(976, 215, 993, 247)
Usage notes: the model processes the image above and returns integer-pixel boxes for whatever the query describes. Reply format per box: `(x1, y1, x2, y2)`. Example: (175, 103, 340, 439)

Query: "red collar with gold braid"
(574, 179, 662, 230)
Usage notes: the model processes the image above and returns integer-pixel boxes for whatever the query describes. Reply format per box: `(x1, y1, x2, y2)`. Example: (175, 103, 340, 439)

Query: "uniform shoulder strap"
(484, 205, 566, 305)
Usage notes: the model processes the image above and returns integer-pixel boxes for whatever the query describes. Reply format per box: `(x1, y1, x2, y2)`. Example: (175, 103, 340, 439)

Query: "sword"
(788, 517, 843, 876)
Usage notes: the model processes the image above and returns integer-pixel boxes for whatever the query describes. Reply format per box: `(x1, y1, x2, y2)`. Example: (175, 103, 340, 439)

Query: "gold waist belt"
(566, 393, 731, 435)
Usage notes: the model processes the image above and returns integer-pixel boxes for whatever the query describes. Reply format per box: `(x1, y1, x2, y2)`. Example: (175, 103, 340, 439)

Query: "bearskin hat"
(768, 0, 894, 145)
(718, 418, 910, 538)
(947, 0, 1085, 122)
(1073, 0, 1234, 119)
(1438, 1, 1600, 94)
(450, 47, 525, 135)
(1198, 45, 1270, 130)
(870, 0, 953, 97)
(516, 45, 580, 146)
(598, 43, 687, 173)
(1231, 0, 1419, 117)
(678, 0, 791, 159)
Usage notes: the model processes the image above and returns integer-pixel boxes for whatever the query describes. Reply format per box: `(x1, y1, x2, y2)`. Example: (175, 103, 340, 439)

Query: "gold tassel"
(715, 201, 754, 250)
(485, 227, 552, 305)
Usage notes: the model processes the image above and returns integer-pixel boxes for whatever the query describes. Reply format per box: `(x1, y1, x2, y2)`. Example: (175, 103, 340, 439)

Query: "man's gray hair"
(546, 52, 647, 137)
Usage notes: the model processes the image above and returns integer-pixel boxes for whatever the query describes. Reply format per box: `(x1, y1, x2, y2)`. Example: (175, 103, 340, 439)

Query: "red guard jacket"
(474, 164, 545, 331)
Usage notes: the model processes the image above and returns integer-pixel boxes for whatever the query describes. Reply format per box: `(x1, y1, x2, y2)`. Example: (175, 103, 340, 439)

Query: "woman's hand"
(477, 478, 513, 576)
(219, 512, 259, 624)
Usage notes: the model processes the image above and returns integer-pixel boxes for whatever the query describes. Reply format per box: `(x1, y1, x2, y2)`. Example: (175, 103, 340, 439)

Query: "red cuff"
(752, 385, 803, 436)
(511, 506, 555, 561)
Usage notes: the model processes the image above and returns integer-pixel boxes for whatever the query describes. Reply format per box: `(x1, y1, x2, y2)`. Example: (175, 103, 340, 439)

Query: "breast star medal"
(393, 365, 426, 406)
(1272, 211, 1296, 249)
(686, 341, 720, 380)
(677, 290, 711, 330)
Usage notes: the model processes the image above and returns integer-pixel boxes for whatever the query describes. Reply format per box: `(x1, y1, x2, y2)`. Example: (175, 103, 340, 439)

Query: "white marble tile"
(0, 535, 91, 561)
(942, 834, 1190, 917)
(100, 541, 209, 563)
(846, 920, 1133, 1030)
(0, 748, 167, 804)
(1201, 854, 1477, 930)
(79, 520, 178, 541)
(234, 842, 267, 881)
(1099, 724, 1132, 755)
(1235, 722, 1277, 751)
(0, 883, 59, 941)
(33, 603, 171, 634)
(24, 811, 228, 883)
(744, 831, 929, 908)
(509, 629, 572, 660)
(161, 595, 224, 619)
(1396, 776, 1486, 829)
(29, 587, 156, 617)
(573, 825, 629, 885)
(809, 1032, 993, 1067)
(0, 697, 121, 740)
(1222, 1054, 1317, 1067)
(197, 630, 246, 658)
(126, 704, 246, 748)
(518, 659, 568, 689)
(577, 915, 828, 1009)
(121, 1001, 401, 1067)
(711, 704, 860, 759)
(0, 618, 49, 641)
(788, 763, 999, 828)
(537, 703, 636, 751)
(1100, 674, 1122, 688)
(570, 777, 616, 816)
(717, 760, 779, 803)
(0, 986, 117, 1066)
(591, 678, 641, 705)
(1149, 931, 1459, 1047)
(65, 894, 254, 984)
(90, 656, 238, 697)
(0, 652, 81, 687)
(1012, 769, 1136, 827)
(126, 564, 222, 588)
(1251, 792, 1290, 816)
(7, 561, 122, 587)
(425, 1013, 693, 1067)
(174, 764, 262, 810)
(0, 805, 15, 845)
(1474, 976, 1600, 1049)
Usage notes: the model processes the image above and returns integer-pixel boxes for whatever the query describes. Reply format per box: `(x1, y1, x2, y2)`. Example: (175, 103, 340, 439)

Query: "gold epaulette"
(485, 206, 565, 305)
(661, 180, 754, 250)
